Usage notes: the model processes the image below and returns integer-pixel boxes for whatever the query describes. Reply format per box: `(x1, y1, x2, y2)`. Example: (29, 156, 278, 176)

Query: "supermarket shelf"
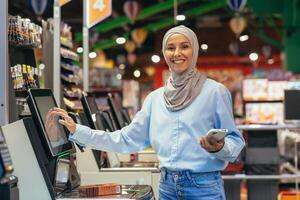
(222, 174, 300, 180)
(237, 124, 300, 130)
(243, 100, 283, 103)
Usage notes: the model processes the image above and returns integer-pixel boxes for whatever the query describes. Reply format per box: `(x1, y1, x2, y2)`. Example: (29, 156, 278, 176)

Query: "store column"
(0, 0, 9, 126)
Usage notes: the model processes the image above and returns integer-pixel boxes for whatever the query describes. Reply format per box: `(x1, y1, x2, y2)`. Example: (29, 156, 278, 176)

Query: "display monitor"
(121, 108, 131, 125)
(27, 89, 74, 156)
(86, 95, 99, 115)
(93, 95, 118, 130)
(284, 90, 300, 123)
(102, 111, 117, 131)
(80, 92, 104, 130)
(107, 93, 126, 129)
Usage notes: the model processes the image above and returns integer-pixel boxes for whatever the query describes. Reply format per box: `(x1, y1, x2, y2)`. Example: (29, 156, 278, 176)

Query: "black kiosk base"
(0, 175, 19, 200)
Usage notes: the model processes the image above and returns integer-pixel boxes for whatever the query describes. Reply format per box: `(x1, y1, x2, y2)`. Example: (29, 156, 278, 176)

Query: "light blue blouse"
(70, 79, 245, 172)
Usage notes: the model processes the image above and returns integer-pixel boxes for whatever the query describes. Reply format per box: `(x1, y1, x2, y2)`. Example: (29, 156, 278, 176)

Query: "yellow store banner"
(86, 0, 112, 28)
(59, 0, 71, 6)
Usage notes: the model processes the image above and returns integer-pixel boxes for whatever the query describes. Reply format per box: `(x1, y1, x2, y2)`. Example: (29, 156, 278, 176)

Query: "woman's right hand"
(49, 107, 77, 134)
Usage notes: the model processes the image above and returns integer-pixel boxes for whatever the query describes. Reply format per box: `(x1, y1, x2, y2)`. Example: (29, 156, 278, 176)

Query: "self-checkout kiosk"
(1, 88, 153, 200)
(75, 92, 160, 199)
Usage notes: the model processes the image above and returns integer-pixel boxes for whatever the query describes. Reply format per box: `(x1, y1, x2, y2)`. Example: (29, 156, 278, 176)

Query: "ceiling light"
(38, 63, 45, 70)
(89, 52, 97, 59)
(116, 73, 122, 80)
(239, 35, 249, 42)
(77, 47, 83, 53)
(151, 55, 160, 63)
(133, 70, 141, 78)
(119, 64, 125, 70)
(267, 58, 274, 64)
(176, 15, 186, 21)
(249, 52, 258, 61)
(116, 37, 126, 45)
(201, 43, 208, 50)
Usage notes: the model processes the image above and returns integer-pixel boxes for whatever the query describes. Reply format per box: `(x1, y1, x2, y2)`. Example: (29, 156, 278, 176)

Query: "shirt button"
(174, 175, 178, 180)
(178, 191, 182, 196)
(176, 184, 181, 189)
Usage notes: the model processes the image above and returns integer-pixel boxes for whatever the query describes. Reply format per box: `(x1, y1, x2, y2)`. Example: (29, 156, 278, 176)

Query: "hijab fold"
(163, 25, 207, 111)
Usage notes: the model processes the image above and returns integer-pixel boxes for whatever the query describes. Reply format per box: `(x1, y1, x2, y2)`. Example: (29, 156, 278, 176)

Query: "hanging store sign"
(86, 0, 112, 28)
(59, 0, 72, 6)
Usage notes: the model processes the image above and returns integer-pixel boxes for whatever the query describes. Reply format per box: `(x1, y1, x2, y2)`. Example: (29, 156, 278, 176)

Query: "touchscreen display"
(34, 96, 68, 148)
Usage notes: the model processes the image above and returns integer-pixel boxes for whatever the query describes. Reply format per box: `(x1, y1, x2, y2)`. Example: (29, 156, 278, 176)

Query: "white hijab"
(162, 25, 207, 111)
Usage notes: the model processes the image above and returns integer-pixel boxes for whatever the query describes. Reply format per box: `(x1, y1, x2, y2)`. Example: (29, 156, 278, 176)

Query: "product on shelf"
(243, 78, 289, 101)
(8, 15, 42, 48)
(245, 102, 283, 124)
(10, 64, 39, 90)
(63, 87, 82, 98)
(58, 22, 82, 111)
(60, 47, 79, 61)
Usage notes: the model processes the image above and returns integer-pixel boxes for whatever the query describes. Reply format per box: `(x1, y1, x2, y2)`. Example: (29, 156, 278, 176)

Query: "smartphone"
(206, 129, 228, 141)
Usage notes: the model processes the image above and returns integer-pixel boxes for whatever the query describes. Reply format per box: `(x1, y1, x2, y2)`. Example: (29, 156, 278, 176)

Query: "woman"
(52, 25, 245, 200)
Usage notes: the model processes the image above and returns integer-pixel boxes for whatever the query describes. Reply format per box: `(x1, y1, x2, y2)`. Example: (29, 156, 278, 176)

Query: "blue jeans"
(159, 168, 226, 200)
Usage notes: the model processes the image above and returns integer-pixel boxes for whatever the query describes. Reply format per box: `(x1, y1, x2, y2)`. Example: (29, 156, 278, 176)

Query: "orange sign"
(86, 0, 112, 28)
(59, 0, 71, 6)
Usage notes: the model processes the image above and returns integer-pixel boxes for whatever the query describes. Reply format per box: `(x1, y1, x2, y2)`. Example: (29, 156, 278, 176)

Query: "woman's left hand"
(200, 136, 225, 153)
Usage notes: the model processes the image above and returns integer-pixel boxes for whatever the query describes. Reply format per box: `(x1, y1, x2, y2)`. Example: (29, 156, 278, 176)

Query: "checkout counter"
(1, 88, 154, 200)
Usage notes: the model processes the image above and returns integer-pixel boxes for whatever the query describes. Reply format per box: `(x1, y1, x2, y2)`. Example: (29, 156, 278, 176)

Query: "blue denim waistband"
(160, 167, 220, 181)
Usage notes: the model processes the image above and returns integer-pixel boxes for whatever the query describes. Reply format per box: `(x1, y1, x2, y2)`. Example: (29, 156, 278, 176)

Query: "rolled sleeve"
(69, 124, 95, 147)
(213, 84, 245, 162)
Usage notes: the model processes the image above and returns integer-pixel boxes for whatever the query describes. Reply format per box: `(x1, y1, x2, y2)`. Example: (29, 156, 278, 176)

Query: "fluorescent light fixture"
(151, 55, 160, 63)
(239, 35, 249, 42)
(89, 52, 97, 59)
(116, 37, 126, 45)
(133, 69, 141, 78)
(176, 15, 186, 21)
(249, 52, 258, 61)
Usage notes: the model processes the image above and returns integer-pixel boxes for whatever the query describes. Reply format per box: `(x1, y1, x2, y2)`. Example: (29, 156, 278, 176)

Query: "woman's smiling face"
(164, 33, 193, 75)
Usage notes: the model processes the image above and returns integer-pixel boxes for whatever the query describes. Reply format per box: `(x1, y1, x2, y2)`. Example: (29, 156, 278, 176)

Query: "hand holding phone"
(206, 129, 228, 141)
